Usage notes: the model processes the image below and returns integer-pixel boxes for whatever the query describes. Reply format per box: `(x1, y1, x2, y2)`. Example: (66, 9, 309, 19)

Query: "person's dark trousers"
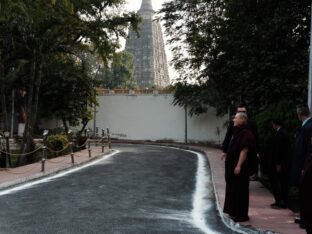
(0, 152, 6, 168)
(306, 222, 312, 234)
(269, 170, 288, 205)
(279, 171, 289, 204)
(269, 171, 279, 202)
(300, 162, 312, 232)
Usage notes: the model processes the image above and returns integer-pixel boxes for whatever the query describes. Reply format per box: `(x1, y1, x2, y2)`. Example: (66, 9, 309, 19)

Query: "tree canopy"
(98, 50, 137, 89)
(160, 0, 310, 117)
(0, 0, 140, 162)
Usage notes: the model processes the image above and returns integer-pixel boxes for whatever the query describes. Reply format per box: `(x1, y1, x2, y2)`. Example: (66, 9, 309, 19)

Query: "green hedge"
(46, 134, 70, 157)
(253, 101, 300, 210)
(254, 101, 298, 155)
(254, 101, 298, 175)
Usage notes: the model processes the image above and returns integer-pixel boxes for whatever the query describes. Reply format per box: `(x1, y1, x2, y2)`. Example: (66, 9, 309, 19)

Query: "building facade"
(126, 0, 170, 88)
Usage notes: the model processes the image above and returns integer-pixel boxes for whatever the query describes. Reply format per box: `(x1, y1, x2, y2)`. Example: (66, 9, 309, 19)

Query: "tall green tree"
(39, 53, 99, 134)
(0, 0, 140, 165)
(99, 50, 137, 89)
(160, 0, 311, 116)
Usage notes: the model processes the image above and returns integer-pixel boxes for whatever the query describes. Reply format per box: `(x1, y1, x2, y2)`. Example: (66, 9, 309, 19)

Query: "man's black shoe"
(300, 222, 306, 229)
(233, 216, 250, 222)
(270, 203, 287, 209)
(294, 216, 301, 224)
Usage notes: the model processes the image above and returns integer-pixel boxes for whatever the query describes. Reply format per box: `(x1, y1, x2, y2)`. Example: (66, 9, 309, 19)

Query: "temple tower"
(126, 0, 170, 88)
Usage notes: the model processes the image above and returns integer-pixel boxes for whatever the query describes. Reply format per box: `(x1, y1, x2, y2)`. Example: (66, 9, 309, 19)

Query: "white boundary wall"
(88, 94, 227, 144)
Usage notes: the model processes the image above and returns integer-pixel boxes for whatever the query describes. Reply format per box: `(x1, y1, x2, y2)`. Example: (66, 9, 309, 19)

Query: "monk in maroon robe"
(223, 112, 256, 222)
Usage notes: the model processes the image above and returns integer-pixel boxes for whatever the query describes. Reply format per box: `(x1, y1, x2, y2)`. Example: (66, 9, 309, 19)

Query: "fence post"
(88, 140, 92, 158)
(107, 128, 112, 149)
(101, 129, 105, 153)
(95, 127, 99, 146)
(4, 132, 10, 168)
(41, 146, 46, 172)
(70, 142, 75, 164)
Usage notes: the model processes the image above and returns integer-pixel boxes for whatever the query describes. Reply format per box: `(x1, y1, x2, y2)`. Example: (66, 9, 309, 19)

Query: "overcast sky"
(124, 0, 177, 81)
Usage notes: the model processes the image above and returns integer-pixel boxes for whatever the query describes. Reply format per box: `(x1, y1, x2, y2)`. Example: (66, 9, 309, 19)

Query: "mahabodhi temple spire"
(140, 0, 154, 12)
(126, 0, 170, 88)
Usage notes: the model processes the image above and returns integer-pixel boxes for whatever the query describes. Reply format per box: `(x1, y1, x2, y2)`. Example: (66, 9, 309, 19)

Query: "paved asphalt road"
(0, 144, 237, 234)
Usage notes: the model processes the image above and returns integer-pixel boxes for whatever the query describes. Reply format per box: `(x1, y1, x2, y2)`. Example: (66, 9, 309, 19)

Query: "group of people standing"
(221, 105, 312, 234)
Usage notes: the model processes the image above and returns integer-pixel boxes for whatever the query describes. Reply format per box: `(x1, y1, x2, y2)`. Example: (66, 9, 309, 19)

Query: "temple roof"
(139, 0, 154, 13)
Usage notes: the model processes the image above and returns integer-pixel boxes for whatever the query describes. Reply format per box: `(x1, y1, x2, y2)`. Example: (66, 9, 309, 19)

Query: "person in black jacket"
(300, 159, 312, 234)
(291, 105, 312, 186)
(292, 105, 312, 229)
(269, 119, 292, 209)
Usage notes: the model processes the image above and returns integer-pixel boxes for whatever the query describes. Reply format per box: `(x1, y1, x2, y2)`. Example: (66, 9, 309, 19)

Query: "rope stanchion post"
(4, 131, 11, 168)
(95, 127, 99, 146)
(101, 129, 105, 153)
(42, 129, 49, 172)
(70, 142, 75, 164)
(41, 146, 46, 172)
(5, 138, 9, 168)
(88, 140, 91, 158)
(107, 128, 112, 149)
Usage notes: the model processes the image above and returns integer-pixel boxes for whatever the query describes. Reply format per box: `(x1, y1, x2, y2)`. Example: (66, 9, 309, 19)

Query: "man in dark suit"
(292, 105, 312, 186)
(292, 105, 312, 229)
(300, 159, 312, 234)
(269, 119, 292, 209)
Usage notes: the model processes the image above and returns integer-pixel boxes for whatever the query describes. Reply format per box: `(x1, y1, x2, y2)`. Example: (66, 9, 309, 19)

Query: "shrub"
(254, 101, 298, 176)
(46, 134, 69, 156)
(74, 132, 88, 151)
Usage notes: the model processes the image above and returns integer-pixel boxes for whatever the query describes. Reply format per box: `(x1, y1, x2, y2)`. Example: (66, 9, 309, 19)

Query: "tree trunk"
(18, 44, 46, 166)
(0, 63, 9, 131)
(17, 57, 36, 166)
(79, 119, 89, 134)
(62, 117, 69, 135)
(32, 62, 42, 131)
(0, 62, 10, 168)
(0, 87, 8, 130)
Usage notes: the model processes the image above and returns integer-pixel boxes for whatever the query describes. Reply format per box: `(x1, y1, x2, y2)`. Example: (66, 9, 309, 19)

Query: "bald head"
(297, 105, 311, 121)
(233, 112, 248, 126)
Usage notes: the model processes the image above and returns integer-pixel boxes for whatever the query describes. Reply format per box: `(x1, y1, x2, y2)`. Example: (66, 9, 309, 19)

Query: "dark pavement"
(0, 143, 304, 234)
(0, 145, 236, 234)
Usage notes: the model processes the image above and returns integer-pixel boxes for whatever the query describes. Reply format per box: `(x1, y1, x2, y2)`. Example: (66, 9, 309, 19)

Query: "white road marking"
(185, 148, 249, 234)
(189, 150, 221, 234)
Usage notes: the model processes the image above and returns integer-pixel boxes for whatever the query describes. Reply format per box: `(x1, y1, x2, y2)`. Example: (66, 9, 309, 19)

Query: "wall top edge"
(96, 88, 173, 96)
(96, 94, 173, 97)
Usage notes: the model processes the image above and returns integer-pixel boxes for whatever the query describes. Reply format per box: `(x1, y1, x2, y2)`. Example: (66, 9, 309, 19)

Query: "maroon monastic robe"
(223, 124, 256, 220)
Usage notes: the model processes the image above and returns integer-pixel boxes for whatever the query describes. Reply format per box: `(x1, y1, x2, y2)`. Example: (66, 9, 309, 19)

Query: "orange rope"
(0, 146, 43, 157)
